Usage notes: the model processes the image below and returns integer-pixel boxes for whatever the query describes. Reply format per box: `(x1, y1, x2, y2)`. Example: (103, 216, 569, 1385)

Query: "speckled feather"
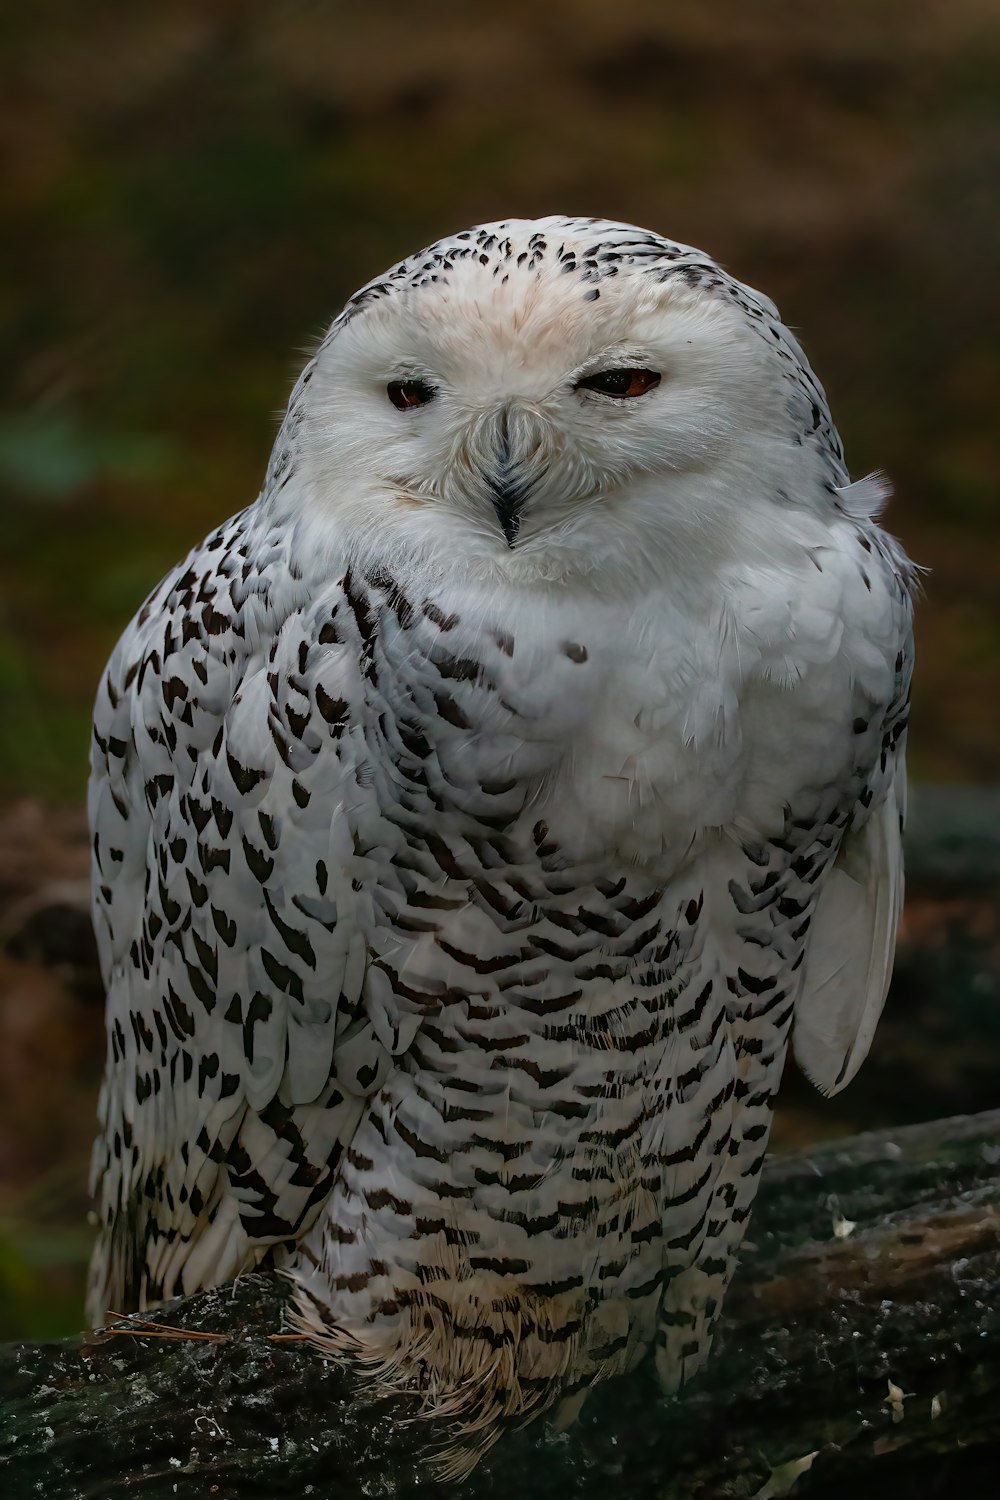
(88, 216, 915, 1474)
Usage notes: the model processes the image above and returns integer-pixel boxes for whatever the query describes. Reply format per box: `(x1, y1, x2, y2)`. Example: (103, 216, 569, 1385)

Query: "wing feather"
(87, 510, 384, 1322)
(794, 745, 907, 1097)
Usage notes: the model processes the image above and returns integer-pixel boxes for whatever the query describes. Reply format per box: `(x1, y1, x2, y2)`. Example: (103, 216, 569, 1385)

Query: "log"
(3, 1109, 998, 1499)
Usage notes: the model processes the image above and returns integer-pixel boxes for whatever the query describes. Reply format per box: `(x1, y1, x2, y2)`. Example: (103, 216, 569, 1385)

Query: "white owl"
(88, 216, 915, 1474)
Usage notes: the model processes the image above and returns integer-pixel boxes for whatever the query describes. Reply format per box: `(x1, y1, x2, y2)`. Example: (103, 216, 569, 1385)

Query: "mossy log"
(2, 1108, 998, 1499)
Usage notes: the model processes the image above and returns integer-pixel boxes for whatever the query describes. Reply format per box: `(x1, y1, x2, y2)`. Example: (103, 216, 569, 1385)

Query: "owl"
(88, 216, 915, 1474)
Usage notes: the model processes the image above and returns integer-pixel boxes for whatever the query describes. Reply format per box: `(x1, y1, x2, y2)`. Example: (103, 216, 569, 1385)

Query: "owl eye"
(387, 378, 436, 410)
(575, 368, 660, 399)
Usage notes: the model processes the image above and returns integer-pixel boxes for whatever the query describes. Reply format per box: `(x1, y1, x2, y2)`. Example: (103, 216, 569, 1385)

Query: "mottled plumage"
(88, 216, 915, 1473)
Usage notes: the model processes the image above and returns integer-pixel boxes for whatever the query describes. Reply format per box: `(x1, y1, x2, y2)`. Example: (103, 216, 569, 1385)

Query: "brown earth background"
(0, 1, 997, 1341)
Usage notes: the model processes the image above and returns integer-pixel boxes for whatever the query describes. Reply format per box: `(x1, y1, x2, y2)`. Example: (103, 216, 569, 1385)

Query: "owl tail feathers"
(86, 1214, 144, 1329)
(653, 1259, 731, 1397)
(86, 1194, 265, 1328)
(285, 1271, 630, 1481)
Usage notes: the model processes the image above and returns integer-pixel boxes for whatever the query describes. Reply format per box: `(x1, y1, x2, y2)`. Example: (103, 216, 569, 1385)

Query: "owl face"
(297, 218, 836, 588)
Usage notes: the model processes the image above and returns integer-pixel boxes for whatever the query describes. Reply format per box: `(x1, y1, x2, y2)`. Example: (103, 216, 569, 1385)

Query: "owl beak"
(484, 404, 540, 548)
(487, 474, 528, 548)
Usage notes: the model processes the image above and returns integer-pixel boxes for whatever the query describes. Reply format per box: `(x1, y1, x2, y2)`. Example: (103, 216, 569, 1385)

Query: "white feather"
(834, 472, 892, 521)
(793, 771, 906, 1095)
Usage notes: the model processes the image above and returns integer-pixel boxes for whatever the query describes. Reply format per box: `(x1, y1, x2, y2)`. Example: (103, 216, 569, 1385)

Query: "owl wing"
(87, 509, 389, 1322)
(792, 537, 914, 1098)
(792, 767, 906, 1096)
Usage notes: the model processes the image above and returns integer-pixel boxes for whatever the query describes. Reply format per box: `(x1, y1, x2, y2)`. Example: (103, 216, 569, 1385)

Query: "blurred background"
(1, 1, 997, 1339)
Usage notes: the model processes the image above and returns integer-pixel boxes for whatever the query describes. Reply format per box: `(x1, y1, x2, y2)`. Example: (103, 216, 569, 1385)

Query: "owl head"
(282, 217, 848, 591)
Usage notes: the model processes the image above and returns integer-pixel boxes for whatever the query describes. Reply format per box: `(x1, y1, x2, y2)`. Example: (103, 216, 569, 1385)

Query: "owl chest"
(356, 590, 749, 869)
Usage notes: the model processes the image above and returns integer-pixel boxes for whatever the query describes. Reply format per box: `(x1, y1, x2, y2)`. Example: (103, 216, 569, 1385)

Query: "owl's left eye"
(387, 379, 436, 410)
(575, 368, 661, 399)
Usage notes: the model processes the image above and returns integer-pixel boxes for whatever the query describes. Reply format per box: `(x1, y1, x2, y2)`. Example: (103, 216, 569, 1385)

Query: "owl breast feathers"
(88, 216, 915, 1475)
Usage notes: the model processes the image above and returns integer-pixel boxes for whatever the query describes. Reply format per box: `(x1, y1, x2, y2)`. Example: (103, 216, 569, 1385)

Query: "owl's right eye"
(387, 379, 436, 410)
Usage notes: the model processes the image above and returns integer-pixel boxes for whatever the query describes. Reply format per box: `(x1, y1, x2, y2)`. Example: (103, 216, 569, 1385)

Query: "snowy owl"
(88, 216, 915, 1473)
